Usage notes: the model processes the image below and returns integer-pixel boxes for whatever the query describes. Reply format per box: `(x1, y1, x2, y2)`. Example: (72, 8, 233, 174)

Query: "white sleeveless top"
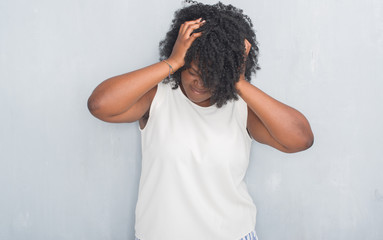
(135, 82, 256, 240)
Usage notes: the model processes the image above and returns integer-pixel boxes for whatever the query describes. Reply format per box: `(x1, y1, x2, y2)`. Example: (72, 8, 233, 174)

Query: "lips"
(190, 86, 209, 95)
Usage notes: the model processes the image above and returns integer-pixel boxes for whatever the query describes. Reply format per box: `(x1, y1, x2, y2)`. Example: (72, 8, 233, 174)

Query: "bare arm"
(237, 39, 314, 153)
(238, 79, 314, 153)
(87, 18, 205, 123)
(87, 62, 170, 123)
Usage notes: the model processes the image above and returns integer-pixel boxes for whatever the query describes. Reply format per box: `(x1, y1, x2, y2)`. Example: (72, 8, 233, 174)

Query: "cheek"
(180, 72, 191, 84)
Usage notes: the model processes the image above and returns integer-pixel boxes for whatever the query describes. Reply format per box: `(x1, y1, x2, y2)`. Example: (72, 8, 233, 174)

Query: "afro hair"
(159, 0, 260, 107)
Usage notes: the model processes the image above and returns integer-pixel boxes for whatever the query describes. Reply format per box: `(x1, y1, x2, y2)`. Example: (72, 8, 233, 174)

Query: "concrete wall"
(1, 0, 382, 239)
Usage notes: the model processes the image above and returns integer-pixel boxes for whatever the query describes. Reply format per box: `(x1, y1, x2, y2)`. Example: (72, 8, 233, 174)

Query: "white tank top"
(135, 82, 256, 240)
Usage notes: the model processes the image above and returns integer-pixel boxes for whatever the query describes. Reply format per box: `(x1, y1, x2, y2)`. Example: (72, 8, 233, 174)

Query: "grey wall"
(1, 0, 382, 239)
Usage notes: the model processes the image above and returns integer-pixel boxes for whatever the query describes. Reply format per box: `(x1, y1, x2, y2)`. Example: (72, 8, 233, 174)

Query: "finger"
(245, 45, 250, 55)
(184, 20, 205, 38)
(244, 38, 251, 56)
(190, 31, 203, 39)
(186, 32, 203, 46)
(244, 39, 250, 48)
(185, 35, 202, 50)
(179, 23, 187, 36)
(180, 18, 203, 35)
(185, 17, 202, 25)
(246, 43, 251, 53)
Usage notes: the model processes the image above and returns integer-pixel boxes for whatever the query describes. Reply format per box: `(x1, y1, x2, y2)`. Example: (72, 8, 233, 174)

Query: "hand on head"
(244, 38, 251, 58)
(167, 18, 205, 71)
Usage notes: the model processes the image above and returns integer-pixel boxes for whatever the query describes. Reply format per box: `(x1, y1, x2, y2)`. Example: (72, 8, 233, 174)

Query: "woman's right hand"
(167, 18, 205, 71)
(88, 18, 204, 123)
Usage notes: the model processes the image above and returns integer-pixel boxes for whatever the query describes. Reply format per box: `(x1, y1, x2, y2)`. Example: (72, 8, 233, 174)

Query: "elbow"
(290, 120, 314, 153)
(303, 126, 314, 150)
(301, 134, 314, 151)
(87, 96, 97, 114)
(283, 131, 314, 154)
(87, 95, 103, 118)
(294, 131, 314, 153)
(87, 94, 124, 122)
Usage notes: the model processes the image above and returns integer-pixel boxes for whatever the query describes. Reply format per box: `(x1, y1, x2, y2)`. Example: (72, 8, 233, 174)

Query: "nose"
(194, 79, 206, 89)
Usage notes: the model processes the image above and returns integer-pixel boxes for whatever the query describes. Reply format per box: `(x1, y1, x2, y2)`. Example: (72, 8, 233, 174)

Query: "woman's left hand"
(244, 38, 251, 58)
(235, 39, 314, 153)
(239, 38, 251, 76)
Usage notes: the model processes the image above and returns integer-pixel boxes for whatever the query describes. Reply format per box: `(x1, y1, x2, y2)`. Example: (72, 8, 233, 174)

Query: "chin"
(186, 88, 209, 101)
(186, 90, 212, 107)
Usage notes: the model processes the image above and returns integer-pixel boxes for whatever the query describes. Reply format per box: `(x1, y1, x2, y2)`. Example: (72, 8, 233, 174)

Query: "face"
(180, 62, 213, 107)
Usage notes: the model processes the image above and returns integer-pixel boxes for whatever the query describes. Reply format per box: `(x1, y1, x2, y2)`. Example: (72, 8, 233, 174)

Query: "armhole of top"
(237, 96, 253, 141)
(139, 81, 166, 132)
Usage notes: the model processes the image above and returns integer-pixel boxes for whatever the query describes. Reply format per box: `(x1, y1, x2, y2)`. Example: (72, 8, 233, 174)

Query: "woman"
(88, 1, 314, 240)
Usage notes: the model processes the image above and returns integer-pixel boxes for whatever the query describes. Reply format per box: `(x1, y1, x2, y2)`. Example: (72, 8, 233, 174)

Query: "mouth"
(190, 86, 209, 95)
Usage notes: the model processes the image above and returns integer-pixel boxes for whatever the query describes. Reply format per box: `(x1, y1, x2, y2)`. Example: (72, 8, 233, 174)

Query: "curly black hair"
(159, 0, 260, 107)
